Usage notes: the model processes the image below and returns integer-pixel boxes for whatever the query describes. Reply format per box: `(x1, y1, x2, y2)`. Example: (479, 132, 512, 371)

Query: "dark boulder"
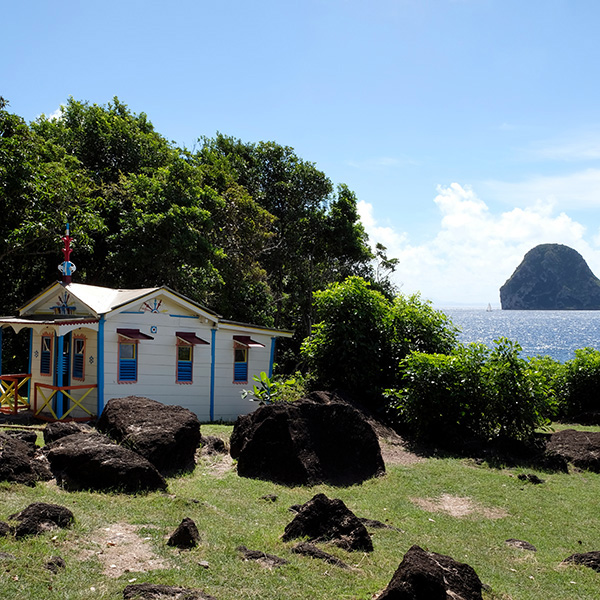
(0, 432, 40, 486)
(96, 396, 201, 475)
(167, 517, 200, 549)
(45, 432, 166, 493)
(123, 583, 217, 600)
(546, 429, 600, 472)
(379, 544, 483, 600)
(9, 502, 74, 539)
(230, 399, 384, 486)
(4, 429, 38, 451)
(282, 493, 373, 552)
(562, 551, 600, 572)
(43, 421, 92, 444)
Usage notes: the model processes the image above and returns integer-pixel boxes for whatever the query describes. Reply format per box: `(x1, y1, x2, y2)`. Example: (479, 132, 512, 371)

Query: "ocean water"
(443, 308, 600, 363)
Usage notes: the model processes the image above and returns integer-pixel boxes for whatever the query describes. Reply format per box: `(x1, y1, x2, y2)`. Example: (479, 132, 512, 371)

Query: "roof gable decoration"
(140, 298, 169, 314)
(49, 290, 77, 315)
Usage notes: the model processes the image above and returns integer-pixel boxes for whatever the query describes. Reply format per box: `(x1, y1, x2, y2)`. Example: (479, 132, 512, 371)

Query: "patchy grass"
(1, 426, 600, 599)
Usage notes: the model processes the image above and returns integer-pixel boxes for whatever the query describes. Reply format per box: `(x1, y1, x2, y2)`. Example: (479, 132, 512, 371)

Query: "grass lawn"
(1, 423, 600, 599)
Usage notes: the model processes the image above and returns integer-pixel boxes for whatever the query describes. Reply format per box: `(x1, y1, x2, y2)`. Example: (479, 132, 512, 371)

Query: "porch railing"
(0, 374, 32, 414)
(34, 383, 97, 422)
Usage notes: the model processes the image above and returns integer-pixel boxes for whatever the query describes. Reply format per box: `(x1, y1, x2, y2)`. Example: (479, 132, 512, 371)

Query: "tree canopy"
(0, 97, 391, 370)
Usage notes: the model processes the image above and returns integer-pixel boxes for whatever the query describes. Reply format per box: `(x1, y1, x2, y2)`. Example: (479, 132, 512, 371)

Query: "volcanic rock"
(43, 421, 91, 444)
(96, 396, 201, 475)
(237, 545, 289, 567)
(546, 429, 600, 472)
(122, 583, 217, 600)
(45, 555, 66, 573)
(282, 493, 373, 552)
(0, 521, 13, 536)
(378, 544, 483, 600)
(45, 432, 167, 493)
(167, 517, 200, 549)
(562, 551, 600, 572)
(291, 542, 350, 569)
(506, 539, 537, 551)
(9, 502, 74, 539)
(0, 432, 40, 486)
(230, 398, 384, 486)
(200, 435, 227, 455)
(500, 244, 600, 310)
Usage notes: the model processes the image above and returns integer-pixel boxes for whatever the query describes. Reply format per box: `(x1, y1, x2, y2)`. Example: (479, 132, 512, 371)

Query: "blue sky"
(4, 0, 600, 306)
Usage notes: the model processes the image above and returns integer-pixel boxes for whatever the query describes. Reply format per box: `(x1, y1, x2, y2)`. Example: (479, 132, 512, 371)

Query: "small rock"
(506, 539, 537, 551)
(0, 521, 13, 537)
(562, 551, 600, 572)
(167, 517, 200, 549)
(291, 542, 350, 569)
(282, 493, 373, 552)
(517, 473, 545, 484)
(9, 503, 74, 539)
(123, 583, 217, 599)
(45, 555, 66, 573)
(260, 494, 278, 502)
(237, 545, 289, 567)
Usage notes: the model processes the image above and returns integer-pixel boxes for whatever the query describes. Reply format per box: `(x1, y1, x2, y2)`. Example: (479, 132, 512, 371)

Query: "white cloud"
(360, 183, 600, 307)
(37, 106, 64, 121)
(482, 168, 600, 211)
(528, 133, 600, 161)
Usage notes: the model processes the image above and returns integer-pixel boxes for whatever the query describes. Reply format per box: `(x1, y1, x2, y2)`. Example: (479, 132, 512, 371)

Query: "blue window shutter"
(73, 354, 84, 379)
(177, 361, 193, 382)
(234, 362, 248, 382)
(119, 358, 137, 381)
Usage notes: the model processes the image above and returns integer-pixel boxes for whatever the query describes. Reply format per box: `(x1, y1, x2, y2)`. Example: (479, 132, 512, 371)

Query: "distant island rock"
(500, 244, 600, 310)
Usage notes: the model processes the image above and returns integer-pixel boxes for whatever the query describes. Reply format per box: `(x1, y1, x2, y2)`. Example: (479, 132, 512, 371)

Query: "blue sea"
(443, 309, 600, 363)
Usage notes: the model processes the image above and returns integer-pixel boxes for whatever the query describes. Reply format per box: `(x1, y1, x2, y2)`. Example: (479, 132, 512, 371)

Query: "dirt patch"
(201, 453, 235, 477)
(378, 438, 424, 467)
(80, 522, 168, 577)
(410, 494, 508, 519)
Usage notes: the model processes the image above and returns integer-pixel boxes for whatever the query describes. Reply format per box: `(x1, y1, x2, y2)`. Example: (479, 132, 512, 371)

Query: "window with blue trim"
(73, 337, 85, 380)
(40, 334, 53, 376)
(177, 344, 193, 383)
(119, 341, 137, 382)
(234, 347, 248, 383)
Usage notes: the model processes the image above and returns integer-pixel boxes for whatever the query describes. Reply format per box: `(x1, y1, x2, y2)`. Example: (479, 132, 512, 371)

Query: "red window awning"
(117, 328, 154, 340)
(176, 331, 210, 345)
(233, 335, 265, 348)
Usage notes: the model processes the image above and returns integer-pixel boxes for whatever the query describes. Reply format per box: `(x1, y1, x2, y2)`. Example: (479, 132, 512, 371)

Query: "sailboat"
(486, 303, 492, 312)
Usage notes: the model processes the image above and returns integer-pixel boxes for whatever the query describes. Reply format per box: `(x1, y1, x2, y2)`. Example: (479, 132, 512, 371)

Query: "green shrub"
(554, 347, 600, 420)
(300, 276, 458, 406)
(388, 338, 554, 444)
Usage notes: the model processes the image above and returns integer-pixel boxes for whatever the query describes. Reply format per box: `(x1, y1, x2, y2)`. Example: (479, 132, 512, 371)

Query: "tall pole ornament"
(58, 223, 76, 284)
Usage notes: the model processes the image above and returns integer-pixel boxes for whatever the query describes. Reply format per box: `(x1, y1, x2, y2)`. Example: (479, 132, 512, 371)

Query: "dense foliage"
(388, 338, 555, 444)
(0, 96, 387, 370)
(536, 348, 600, 421)
(300, 276, 457, 406)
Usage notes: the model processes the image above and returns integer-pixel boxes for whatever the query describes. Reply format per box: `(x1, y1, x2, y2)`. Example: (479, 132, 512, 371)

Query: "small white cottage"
(0, 229, 293, 421)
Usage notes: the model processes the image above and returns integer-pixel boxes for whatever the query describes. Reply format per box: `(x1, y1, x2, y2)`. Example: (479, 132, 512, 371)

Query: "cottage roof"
(63, 283, 161, 315)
